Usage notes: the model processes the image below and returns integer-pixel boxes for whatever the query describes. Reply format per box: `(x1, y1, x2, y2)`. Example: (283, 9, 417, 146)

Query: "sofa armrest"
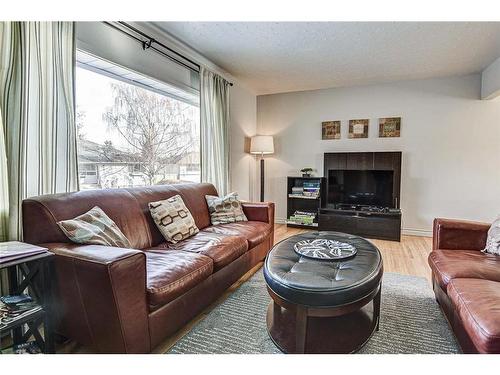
(41, 243, 150, 353)
(432, 218, 490, 251)
(242, 202, 275, 225)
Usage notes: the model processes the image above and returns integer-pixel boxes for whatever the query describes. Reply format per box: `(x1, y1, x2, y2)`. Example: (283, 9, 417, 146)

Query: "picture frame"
(322, 121, 341, 140)
(348, 119, 369, 138)
(379, 117, 401, 137)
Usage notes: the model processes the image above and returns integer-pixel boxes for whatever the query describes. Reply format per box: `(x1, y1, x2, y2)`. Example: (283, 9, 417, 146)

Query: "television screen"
(328, 170, 394, 207)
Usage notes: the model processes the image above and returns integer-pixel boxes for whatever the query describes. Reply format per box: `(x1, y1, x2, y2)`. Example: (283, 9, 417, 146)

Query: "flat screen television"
(328, 170, 394, 208)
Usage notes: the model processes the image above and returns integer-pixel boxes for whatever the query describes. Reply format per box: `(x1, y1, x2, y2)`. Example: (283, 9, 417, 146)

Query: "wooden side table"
(0, 242, 55, 353)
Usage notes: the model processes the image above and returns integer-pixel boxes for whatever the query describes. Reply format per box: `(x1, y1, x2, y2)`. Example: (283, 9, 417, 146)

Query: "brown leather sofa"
(428, 218, 500, 353)
(22, 183, 275, 353)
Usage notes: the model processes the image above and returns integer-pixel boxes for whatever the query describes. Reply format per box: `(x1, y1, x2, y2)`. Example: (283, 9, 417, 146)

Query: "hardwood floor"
(58, 224, 433, 354)
(274, 225, 433, 281)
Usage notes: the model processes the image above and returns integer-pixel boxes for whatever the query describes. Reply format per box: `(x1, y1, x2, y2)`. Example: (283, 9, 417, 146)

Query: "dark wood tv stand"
(319, 207, 401, 241)
(319, 152, 402, 241)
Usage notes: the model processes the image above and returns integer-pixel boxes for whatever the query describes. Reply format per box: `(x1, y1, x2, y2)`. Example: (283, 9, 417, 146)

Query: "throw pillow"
(205, 192, 248, 225)
(483, 216, 500, 255)
(57, 206, 131, 248)
(149, 195, 199, 243)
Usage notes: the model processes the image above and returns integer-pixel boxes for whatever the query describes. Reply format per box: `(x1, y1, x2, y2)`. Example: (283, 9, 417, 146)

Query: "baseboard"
(275, 218, 432, 237)
(401, 228, 432, 237)
(275, 217, 287, 224)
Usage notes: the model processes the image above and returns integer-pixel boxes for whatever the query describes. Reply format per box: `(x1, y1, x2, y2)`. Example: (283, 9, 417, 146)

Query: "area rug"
(168, 269, 460, 354)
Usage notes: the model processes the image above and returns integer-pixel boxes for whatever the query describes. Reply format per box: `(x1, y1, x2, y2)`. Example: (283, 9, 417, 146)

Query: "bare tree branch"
(103, 83, 197, 185)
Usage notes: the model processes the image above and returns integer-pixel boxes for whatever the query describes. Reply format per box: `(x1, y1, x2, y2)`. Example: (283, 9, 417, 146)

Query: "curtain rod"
(102, 21, 233, 86)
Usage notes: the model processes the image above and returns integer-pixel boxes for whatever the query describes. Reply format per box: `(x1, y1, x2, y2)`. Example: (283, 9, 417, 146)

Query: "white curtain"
(200, 67, 230, 196)
(0, 107, 8, 242)
(0, 22, 79, 240)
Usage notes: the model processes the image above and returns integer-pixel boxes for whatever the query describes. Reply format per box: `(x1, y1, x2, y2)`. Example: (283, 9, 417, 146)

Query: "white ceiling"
(153, 22, 500, 95)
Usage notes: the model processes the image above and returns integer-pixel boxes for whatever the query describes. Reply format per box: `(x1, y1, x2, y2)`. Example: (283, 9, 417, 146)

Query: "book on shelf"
(0, 296, 43, 330)
(290, 182, 321, 198)
(288, 219, 314, 225)
(288, 210, 316, 225)
(302, 191, 319, 197)
(303, 181, 320, 188)
(293, 210, 316, 217)
(288, 194, 319, 199)
(0, 341, 42, 354)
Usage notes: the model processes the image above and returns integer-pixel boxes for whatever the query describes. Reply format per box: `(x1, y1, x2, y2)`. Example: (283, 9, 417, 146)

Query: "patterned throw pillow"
(483, 216, 500, 255)
(205, 192, 248, 225)
(149, 195, 199, 244)
(57, 206, 131, 248)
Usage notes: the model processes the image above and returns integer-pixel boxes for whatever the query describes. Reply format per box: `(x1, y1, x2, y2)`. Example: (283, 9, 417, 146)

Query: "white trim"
(275, 217, 287, 224)
(401, 228, 432, 237)
(76, 55, 199, 107)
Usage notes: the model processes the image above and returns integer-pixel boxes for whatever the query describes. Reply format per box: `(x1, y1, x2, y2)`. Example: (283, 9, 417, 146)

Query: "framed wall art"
(379, 117, 401, 137)
(322, 121, 341, 140)
(348, 119, 369, 138)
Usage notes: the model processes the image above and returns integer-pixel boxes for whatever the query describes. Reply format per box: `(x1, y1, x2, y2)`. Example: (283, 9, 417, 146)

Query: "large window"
(75, 53, 200, 190)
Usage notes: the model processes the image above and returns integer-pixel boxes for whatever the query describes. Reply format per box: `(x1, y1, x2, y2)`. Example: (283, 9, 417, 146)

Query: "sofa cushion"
(203, 221, 272, 248)
(145, 250, 213, 310)
(428, 250, 500, 289)
(150, 231, 248, 271)
(447, 278, 500, 353)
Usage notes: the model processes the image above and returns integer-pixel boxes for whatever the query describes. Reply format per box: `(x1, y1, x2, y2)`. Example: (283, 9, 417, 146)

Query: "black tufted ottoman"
(264, 231, 383, 353)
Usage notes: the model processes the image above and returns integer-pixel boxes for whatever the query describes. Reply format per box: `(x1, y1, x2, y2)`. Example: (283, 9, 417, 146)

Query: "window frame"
(75, 50, 202, 190)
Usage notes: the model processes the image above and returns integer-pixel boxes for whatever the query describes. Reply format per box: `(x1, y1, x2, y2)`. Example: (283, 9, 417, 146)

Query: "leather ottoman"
(264, 231, 383, 353)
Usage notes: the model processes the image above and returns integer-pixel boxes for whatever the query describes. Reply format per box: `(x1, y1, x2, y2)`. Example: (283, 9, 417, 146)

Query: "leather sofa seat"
(447, 278, 500, 353)
(428, 249, 500, 289)
(145, 250, 213, 311)
(149, 231, 248, 271)
(203, 221, 273, 248)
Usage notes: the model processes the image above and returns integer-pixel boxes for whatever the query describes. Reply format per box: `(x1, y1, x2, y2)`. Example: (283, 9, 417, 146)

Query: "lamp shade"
(250, 135, 274, 155)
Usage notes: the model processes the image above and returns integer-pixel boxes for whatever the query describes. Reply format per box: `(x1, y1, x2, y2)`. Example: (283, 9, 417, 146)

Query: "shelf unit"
(0, 246, 54, 354)
(286, 176, 326, 230)
(321, 151, 402, 241)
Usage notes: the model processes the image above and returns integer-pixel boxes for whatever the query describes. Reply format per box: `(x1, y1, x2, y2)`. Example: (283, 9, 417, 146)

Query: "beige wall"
(256, 74, 500, 236)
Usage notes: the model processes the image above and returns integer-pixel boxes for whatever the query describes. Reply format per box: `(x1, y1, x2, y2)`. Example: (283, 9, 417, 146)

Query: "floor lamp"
(250, 135, 274, 202)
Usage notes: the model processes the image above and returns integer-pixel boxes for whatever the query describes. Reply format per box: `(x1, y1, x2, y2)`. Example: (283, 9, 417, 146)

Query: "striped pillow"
(205, 192, 248, 225)
(57, 206, 131, 248)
